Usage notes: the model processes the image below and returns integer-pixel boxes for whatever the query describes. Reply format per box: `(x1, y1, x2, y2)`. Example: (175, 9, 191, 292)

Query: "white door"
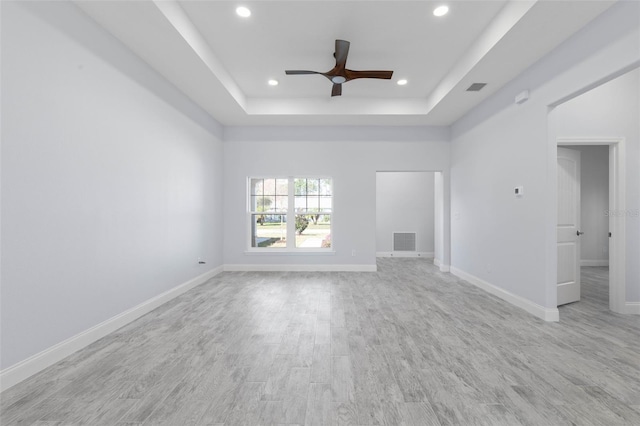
(557, 147, 582, 306)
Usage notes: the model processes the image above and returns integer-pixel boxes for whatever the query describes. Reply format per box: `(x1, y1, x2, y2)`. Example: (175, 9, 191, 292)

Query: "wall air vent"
(393, 232, 416, 251)
(466, 83, 487, 92)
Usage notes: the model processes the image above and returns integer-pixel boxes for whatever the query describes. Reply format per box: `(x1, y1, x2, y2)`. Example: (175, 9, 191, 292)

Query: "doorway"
(375, 171, 435, 258)
(555, 138, 626, 313)
(375, 171, 447, 269)
(548, 67, 638, 316)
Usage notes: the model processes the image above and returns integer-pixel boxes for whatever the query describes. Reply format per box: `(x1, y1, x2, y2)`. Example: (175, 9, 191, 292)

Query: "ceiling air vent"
(466, 83, 487, 92)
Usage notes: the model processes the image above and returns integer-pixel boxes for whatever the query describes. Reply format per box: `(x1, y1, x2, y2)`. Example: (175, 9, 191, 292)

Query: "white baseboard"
(433, 258, 450, 272)
(625, 302, 640, 314)
(0, 266, 223, 393)
(580, 259, 609, 267)
(224, 264, 377, 272)
(450, 267, 559, 322)
(376, 252, 434, 258)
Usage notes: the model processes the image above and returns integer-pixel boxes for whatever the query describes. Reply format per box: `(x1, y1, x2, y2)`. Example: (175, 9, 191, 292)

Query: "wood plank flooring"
(2, 260, 639, 425)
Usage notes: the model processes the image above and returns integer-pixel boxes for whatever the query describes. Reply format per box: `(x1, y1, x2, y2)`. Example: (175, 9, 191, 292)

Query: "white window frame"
(246, 176, 334, 254)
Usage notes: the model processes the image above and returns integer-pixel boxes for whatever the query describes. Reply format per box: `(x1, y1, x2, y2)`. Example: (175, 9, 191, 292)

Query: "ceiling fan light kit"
(285, 39, 394, 97)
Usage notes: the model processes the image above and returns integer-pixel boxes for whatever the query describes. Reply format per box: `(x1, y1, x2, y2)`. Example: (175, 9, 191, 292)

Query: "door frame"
(556, 137, 626, 313)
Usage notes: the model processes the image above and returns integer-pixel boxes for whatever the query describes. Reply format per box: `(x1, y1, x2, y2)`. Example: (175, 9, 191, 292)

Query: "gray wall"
(223, 127, 450, 267)
(450, 1, 639, 308)
(376, 172, 435, 254)
(1, 1, 224, 369)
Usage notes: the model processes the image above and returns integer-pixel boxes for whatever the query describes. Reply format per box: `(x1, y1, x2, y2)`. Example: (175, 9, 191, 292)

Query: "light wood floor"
(2, 260, 639, 425)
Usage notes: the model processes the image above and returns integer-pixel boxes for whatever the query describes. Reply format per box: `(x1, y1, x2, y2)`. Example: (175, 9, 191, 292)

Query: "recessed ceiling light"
(236, 6, 251, 18)
(433, 5, 449, 17)
(397, 79, 408, 86)
(268, 79, 279, 86)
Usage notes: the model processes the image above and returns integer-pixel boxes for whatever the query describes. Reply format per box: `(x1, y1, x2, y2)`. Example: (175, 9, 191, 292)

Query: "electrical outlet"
(352, 249, 356, 257)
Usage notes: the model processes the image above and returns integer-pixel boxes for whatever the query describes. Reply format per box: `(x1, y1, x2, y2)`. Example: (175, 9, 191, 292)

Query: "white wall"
(563, 146, 609, 265)
(1, 1, 224, 370)
(554, 69, 639, 296)
(450, 1, 639, 313)
(376, 172, 434, 255)
(434, 172, 445, 266)
(223, 126, 450, 269)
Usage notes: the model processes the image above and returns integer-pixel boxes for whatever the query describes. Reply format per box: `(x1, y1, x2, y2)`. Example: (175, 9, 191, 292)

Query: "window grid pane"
(307, 197, 319, 210)
(295, 214, 331, 248)
(295, 178, 306, 195)
(295, 196, 307, 211)
(320, 179, 332, 196)
(319, 197, 332, 212)
(251, 214, 286, 248)
(274, 195, 288, 212)
(251, 179, 264, 196)
(307, 179, 319, 195)
(276, 179, 288, 195)
(263, 179, 276, 196)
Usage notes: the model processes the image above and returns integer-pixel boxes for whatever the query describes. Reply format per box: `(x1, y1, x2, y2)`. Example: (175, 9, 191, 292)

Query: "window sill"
(244, 250, 336, 256)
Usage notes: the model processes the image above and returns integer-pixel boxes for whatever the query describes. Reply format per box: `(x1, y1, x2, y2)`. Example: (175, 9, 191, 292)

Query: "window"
(249, 177, 332, 250)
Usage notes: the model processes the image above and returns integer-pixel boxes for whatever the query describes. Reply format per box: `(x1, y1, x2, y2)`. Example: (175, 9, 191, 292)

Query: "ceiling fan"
(285, 39, 394, 97)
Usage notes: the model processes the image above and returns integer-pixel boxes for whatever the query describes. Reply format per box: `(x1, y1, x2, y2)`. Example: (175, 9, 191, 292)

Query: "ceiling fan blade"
(346, 70, 394, 80)
(331, 83, 342, 97)
(285, 70, 321, 75)
(334, 40, 350, 67)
